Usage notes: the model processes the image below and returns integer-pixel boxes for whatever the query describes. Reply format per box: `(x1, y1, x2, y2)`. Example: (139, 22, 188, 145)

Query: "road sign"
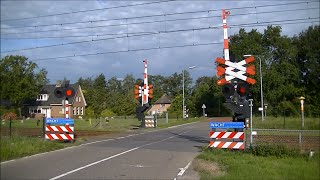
(202, 104, 206, 117)
(210, 122, 244, 129)
(45, 118, 74, 125)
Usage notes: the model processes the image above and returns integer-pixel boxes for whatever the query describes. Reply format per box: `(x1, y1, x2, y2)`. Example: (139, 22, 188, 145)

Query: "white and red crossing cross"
(216, 56, 256, 85)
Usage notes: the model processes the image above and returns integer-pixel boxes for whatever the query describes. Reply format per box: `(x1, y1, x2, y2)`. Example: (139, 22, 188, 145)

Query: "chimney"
(56, 80, 62, 87)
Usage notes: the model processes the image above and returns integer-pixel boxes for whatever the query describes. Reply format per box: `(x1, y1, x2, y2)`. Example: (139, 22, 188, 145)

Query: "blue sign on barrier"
(210, 122, 244, 129)
(45, 118, 74, 125)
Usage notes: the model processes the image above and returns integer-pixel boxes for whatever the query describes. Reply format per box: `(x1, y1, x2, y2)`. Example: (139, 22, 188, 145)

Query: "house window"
(73, 107, 77, 115)
(81, 107, 84, 115)
(77, 107, 80, 115)
(36, 94, 48, 101)
(29, 108, 42, 114)
(160, 104, 165, 108)
(77, 97, 81, 102)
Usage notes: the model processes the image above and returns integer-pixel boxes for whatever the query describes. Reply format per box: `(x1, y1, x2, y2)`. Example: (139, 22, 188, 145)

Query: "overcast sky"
(1, 0, 319, 84)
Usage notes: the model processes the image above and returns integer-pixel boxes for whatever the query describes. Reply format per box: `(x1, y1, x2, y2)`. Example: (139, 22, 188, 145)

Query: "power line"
(0, 0, 175, 22)
(32, 42, 222, 62)
(1, 1, 315, 31)
(1, 6, 318, 38)
(1, 27, 215, 53)
(2, 17, 317, 54)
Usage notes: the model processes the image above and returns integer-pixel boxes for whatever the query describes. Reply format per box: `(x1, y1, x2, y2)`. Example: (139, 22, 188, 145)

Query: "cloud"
(111, 61, 121, 68)
(1, 0, 319, 83)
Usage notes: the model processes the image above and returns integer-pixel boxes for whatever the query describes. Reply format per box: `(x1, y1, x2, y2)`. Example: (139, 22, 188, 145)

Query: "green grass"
(195, 147, 320, 180)
(1, 117, 205, 131)
(252, 116, 320, 130)
(1, 119, 42, 129)
(157, 117, 205, 128)
(72, 118, 141, 131)
(0, 136, 85, 162)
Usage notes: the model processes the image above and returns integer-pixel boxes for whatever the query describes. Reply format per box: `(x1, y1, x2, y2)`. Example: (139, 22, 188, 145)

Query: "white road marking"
(127, 164, 151, 168)
(49, 131, 189, 180)
(175, 161, 192, 179)
(167, 121, 198, 129)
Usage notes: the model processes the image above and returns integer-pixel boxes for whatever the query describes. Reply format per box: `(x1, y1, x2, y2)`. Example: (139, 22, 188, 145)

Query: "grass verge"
(0, 136, 86, 162)
(252, 116, 320, 130)
(194, 146, 320, 180)
(157, 117, 204, 128)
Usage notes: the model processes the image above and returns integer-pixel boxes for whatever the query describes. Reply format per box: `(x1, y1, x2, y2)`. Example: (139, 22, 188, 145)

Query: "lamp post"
(183, 66, 196, 119)
(244, 54, 264, 121)
(299, 96, 305, 129)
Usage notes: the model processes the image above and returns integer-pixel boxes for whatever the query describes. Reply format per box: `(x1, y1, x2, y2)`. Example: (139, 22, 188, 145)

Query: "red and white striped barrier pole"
(143, 59, 149, 105)
(222, 9, 235, 81)
(65, 99, 69, 119)
(222, 9, 230, 62)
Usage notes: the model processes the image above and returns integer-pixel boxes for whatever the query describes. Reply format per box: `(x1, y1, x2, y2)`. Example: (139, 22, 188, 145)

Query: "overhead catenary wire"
(0, 0, 176, 22)
(2, 6, 318, 39)
(32, 42, 222, 62)
(1, 17, 319, 56)
(1, 17, 318, 53)
(1, 1, 316, 32)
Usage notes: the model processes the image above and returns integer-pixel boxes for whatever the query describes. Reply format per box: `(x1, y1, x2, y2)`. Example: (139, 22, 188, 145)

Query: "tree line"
(1, 25, 319, 118)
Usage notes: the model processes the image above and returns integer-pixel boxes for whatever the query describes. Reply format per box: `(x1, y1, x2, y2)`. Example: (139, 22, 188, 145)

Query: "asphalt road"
(1, 120, 211, 180)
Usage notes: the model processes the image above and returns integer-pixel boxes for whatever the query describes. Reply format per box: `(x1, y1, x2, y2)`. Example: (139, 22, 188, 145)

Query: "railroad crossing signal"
(134, 85, 142, 99)
(147, 85, 153, 99)
(216, 56, 256, 85)
(54, 84, 75, 99)
(135, 59, 154, 126)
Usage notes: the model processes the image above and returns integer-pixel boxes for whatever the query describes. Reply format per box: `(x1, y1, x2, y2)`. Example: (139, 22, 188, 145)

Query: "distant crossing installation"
(134, 60, 155, 128)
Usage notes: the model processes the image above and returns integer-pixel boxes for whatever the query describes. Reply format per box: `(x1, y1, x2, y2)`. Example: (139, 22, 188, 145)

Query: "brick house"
(24, 83, 87, 119)
(148, 94, 171, 115)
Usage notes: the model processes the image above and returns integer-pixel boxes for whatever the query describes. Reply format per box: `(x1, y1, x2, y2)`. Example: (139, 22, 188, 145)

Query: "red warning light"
(65, 87, 75, 98)
(238, 87, 246, 94)
(236, 83, 249, 97)
(66, 89, 72, 96)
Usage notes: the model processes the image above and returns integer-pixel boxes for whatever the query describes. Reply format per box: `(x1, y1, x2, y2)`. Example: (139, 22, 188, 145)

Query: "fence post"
(299, 131, 302, 150)
(248, 99, 253, 148)
(166, 112, 168, 124)
(9, 117, 12, 137)
(42, 117, 45, 139)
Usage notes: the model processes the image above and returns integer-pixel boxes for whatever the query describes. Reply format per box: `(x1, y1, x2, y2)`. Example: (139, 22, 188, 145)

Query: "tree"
(229, 26, 302, 116)
(293, 25, 320, 116)
(190, 76, 231, 117)
(91, 73, 107, 117)
(0, 55, 48, 110)
(167, 94, 183, 118)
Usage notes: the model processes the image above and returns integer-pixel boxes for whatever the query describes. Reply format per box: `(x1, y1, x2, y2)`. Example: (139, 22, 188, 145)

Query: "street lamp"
(244, 54, 264, 121)
(183, 66, 196, 119)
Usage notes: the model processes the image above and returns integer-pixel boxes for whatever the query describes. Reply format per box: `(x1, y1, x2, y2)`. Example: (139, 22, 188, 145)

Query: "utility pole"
(182, 66, 196, 119)
(259, 56, 264, 121)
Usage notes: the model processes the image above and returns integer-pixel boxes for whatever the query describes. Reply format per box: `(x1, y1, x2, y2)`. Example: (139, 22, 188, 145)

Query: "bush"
(1, 112, 18, 120)
(247, 144, 301, 158)
(101, 109, 116, 117)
